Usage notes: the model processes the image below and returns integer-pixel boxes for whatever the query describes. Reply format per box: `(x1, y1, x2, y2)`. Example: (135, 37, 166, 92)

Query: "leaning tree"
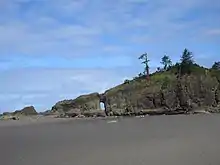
(139, 53, 150, 80)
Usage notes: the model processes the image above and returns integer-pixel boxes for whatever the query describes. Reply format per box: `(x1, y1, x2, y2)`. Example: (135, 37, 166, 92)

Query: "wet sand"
(1, 114, 220, 165)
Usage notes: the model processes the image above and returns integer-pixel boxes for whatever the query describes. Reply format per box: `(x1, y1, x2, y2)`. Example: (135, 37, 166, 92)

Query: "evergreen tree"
(161, 54, 172, 70)
(180, 48, 194, 75)
(212, 61, 220, 70)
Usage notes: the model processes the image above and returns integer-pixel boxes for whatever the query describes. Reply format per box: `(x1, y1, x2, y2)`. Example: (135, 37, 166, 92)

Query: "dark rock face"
(51, 74, 220, 116)
(65, 108, 81, 117)
(13, 106, 38, 116)
(38, 110, 51, 116)
(104, 75, 220, 115)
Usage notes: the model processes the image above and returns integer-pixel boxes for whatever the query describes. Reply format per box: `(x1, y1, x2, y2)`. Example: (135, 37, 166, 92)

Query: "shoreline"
(0, 111, 214, 128)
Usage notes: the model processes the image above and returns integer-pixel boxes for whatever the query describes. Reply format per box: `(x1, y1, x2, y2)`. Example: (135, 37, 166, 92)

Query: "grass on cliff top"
(105, 71, 176, 96)
(105, 63, 219, 96)
(56, 93, 99, 105)
(75, 93, 99, 101)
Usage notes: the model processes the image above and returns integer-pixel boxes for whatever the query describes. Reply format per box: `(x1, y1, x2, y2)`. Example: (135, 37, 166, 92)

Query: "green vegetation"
(124, 79, 130, 84)
(161, 54, 172, 71)
(212, 61, 220, 70)
(136, 48, 219, 81)
(121, 48, 220, 93)
(210, 61, 220, 81)
(179, 48, 194, 75)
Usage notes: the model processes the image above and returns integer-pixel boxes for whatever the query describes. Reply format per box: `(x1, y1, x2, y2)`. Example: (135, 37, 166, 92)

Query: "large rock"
(13, 106, 38, 116)
(51, 71, 220, 116)
(51, 93, 101, 113)
(104, 74, 220, 115)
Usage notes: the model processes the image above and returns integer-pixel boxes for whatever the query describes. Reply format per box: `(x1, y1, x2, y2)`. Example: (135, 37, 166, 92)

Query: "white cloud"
(0, 0, 218, 57)
(0, 21, 101, 56)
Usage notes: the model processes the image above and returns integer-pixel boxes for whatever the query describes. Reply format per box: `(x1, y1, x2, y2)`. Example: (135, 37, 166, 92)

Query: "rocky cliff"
(103, 73, 220, 115)
(51, 67, 220, 116)
(0, 106, 38, 120)
(51, 93, 102, 115)
(13, 106, 38, 116)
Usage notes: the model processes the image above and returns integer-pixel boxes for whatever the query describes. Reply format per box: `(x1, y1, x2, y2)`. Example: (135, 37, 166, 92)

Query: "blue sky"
(0, 0, 220, 112)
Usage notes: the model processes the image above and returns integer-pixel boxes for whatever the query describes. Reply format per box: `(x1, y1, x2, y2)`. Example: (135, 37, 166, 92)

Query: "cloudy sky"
(0, 0, 219, 112)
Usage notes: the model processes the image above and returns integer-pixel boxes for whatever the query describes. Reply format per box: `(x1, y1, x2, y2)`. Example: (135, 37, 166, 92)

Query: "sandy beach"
(1, 114, 220, 165)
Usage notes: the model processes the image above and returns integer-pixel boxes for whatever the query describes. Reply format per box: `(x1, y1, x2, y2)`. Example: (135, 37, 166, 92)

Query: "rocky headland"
(51, 64, 220, 118)
(1, 50, 220, 119)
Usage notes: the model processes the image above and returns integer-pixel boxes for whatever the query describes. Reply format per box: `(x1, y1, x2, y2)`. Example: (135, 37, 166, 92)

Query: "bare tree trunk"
(146, 67, 150, 80)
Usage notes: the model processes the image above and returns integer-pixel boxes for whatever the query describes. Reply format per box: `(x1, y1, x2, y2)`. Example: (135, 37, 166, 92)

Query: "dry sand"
(0, 114, 220, 165)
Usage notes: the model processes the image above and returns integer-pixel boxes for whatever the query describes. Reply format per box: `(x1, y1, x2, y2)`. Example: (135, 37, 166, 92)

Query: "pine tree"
(180, 48, 194, 75)
(212, 61, 220, 70)
(161, 54, 172, 70)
